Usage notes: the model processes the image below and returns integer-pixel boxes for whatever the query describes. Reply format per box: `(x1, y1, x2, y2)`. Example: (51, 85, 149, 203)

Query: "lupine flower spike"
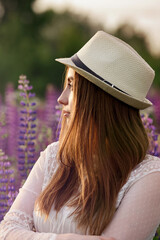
(0, 149, 16, 221)
(18, 75, 37, 182)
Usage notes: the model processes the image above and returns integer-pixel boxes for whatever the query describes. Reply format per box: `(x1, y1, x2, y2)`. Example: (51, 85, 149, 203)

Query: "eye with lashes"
(68, 82, 73, 89)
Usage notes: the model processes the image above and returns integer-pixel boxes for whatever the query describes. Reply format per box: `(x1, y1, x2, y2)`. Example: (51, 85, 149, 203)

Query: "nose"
(57, 89, 68, 105)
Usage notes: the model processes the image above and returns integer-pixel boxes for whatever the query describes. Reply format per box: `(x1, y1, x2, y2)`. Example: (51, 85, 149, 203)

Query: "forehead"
(67, 67, 75, 80)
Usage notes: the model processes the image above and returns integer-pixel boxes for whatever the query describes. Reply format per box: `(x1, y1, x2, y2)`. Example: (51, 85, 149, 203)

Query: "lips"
(63, 110, 70, 117)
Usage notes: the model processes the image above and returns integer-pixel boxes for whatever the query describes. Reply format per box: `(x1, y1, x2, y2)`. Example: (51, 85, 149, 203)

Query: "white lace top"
(1, 141, 160, 240)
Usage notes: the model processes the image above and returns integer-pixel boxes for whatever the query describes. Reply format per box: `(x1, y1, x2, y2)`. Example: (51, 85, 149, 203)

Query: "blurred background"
(0, 0, 160, 97)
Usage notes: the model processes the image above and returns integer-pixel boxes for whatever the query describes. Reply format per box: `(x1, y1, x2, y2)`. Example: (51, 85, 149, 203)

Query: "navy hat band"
(71, 54, 129, 96)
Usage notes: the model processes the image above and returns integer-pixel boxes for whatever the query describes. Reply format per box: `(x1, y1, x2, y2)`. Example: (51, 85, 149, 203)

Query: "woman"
(0, 31, 160, 240)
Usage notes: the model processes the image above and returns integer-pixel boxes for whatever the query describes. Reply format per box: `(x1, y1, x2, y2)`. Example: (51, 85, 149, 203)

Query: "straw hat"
(55, 31, 155, 109)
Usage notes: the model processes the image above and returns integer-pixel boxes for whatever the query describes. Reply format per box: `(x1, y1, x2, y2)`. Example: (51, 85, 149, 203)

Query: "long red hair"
(36, 67, 149, 235)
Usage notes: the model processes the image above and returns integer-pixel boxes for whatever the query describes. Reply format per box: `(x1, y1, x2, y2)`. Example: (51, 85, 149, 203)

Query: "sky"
(33, 0, 160, 56)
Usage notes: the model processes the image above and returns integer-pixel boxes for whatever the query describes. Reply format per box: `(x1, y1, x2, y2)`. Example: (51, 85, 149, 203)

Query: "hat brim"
(55, 57, 153, 110)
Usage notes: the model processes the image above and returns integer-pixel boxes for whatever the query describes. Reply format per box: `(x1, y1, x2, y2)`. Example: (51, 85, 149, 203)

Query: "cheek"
(69, 92, 73, 109)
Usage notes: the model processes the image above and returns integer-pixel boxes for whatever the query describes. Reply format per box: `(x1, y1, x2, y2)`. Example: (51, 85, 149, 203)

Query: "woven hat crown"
(76, 31, 154, 100)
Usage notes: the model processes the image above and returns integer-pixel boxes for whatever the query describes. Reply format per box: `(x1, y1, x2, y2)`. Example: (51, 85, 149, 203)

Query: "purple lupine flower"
(0, 149, 16, 221)
(5, 83, 19, 157)
(0, 110, 8, 153)
(0, 94, 3, 122)
(147, 89, 160, 133)
(28, 93, 36, 98)
(141, 114, 160, 157)
(44, 84, 60, 140)
(33, 84, 61, 159)
(20, 101, 26, 106)
(17, 75, 37, 183)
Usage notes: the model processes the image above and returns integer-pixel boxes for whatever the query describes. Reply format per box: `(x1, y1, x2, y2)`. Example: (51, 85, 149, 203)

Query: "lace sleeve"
(0, 144, 58, 240)
(102, 172, 160, 240)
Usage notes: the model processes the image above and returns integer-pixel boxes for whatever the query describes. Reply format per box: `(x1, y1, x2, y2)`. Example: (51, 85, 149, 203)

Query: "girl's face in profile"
(57, 67, 74, 123)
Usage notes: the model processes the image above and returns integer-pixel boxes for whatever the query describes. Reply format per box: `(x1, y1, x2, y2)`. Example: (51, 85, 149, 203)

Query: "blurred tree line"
(0, 0, 159, 97)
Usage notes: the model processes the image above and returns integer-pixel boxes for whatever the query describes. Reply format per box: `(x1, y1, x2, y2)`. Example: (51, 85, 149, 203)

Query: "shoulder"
(39, 141, 59, 166)
(126, 154, 160, 192)
(44, 141, 59, 158)
(44, 140, 59, 167)
(116, 154, 160, 208)
(129, 154, 160, 183)
(42, 141, 59, 190)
